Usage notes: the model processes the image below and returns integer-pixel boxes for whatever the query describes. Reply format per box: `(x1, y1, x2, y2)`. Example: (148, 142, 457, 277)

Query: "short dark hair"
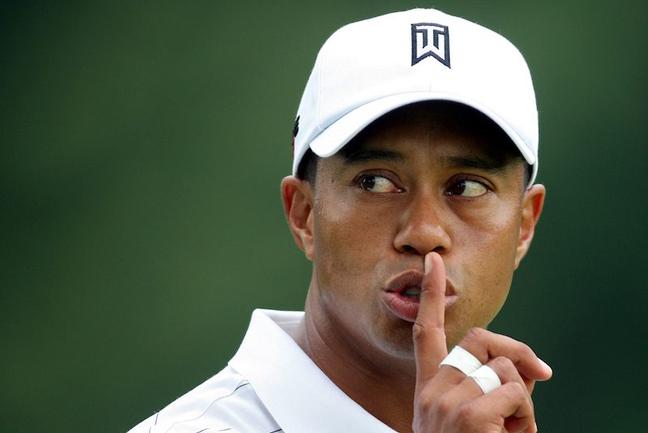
(295, 101, 530, 185)
(296, 148, 319, 183)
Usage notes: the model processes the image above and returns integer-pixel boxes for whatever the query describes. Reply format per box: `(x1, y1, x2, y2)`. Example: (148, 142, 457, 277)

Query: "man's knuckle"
(468, 327, 485, 339)
(416, 393, 434, 413)
(412, 322, 425, 340)
(452, 409, 471, 431)
(517, 342, 536, 360)
(463, 327, 486, 344)
(434, 395, 454, 417)
(457, 402, 478, 420)
(492, 355, 514, 372)
(504, 381, 526, 399)
(413, 321, 446, 345)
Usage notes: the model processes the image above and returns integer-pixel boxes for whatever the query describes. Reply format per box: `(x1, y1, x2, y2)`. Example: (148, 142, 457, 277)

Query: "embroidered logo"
(411, 23, 450, 68)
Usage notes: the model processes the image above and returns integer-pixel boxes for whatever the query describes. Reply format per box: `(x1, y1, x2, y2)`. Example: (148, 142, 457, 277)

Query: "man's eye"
(446, 179, 488, 197)
(358, 175, 401, 193)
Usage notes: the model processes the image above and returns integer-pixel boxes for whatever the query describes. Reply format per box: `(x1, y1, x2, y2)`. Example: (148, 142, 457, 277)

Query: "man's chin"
(380, 321, 469, 357)
(374, 324, 417, 360)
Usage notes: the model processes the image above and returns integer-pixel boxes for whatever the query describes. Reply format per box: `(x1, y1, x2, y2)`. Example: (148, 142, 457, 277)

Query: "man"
(129, 7, 552, 433)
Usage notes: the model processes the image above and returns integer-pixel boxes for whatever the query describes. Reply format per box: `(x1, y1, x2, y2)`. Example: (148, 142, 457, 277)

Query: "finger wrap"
(439, 346, 482, 375)
(468, 365, 501, 394)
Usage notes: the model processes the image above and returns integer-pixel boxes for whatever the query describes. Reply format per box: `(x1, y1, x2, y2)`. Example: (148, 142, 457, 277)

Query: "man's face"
(288, 104, 544, 365)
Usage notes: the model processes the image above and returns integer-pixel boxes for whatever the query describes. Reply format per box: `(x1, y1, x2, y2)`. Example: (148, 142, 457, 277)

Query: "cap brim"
(309, 92, 538, 183)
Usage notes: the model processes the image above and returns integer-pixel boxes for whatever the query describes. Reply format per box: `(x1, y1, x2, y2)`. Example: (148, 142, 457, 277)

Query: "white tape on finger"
(439, 346, 482, 375)
(468, 365, 502, 394)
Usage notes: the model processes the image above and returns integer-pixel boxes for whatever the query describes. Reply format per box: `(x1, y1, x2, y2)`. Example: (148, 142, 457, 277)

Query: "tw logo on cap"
(411, 23, 450, 68)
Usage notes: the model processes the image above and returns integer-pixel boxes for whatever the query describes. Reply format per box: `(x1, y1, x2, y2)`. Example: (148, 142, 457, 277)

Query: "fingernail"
(538, 358, 553, 375)
(534, 421, 538, 432)
(424, 253, 432, 273)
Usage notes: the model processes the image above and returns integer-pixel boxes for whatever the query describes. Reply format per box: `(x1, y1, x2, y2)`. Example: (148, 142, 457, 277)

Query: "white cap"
(292, 8, 539, 184)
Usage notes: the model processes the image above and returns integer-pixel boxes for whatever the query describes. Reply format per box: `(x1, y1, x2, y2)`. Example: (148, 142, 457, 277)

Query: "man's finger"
(468, 381, 537, 433)
(413, 252, 448, 386)
(432, 355, 534, 427)
(458, 328, 553, 385)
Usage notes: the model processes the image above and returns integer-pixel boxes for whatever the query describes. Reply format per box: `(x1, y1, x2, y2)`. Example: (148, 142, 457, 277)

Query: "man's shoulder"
(126, 365, 281, 433)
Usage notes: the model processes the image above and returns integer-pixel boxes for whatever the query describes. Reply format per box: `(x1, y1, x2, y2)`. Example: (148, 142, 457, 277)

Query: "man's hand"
(412, 252, 552, 433)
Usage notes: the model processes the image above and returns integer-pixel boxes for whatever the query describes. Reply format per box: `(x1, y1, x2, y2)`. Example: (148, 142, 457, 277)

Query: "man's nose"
(393, 193, 451, 256)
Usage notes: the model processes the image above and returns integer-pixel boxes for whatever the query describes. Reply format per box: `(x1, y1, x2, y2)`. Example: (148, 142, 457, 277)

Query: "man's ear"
(281, 176, 315, 261)
(514, 184, 546, 269)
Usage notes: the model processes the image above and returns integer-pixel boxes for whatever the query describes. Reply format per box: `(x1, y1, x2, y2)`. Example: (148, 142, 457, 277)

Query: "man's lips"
(382, 269, 458, 322)
(384, 269, 457, 296)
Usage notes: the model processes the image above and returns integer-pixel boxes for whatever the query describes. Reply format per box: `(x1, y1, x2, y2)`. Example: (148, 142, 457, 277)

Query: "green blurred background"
(1, 1, 646, 432)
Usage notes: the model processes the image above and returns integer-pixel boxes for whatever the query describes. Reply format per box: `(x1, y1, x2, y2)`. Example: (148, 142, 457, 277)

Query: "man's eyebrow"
(442, 155, 509, 172)
(342, 149, 404, 164)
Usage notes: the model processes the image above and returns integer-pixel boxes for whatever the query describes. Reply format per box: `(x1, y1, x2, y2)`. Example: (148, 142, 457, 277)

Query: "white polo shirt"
(128, 309, 398, 433)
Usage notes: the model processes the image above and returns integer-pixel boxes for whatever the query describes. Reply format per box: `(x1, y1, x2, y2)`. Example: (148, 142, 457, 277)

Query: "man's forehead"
(338, 139, 513, 176)
(337, 101, 523, 167)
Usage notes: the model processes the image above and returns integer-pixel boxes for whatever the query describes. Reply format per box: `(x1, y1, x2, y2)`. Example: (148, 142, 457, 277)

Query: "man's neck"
(292, 291, 416, 433)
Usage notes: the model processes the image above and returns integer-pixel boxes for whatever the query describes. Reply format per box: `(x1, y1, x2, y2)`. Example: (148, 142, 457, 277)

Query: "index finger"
(413, 251, 448, 386)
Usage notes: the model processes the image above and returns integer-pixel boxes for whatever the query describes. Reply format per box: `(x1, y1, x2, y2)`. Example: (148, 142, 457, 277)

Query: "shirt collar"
(229, 309, 398, 433)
